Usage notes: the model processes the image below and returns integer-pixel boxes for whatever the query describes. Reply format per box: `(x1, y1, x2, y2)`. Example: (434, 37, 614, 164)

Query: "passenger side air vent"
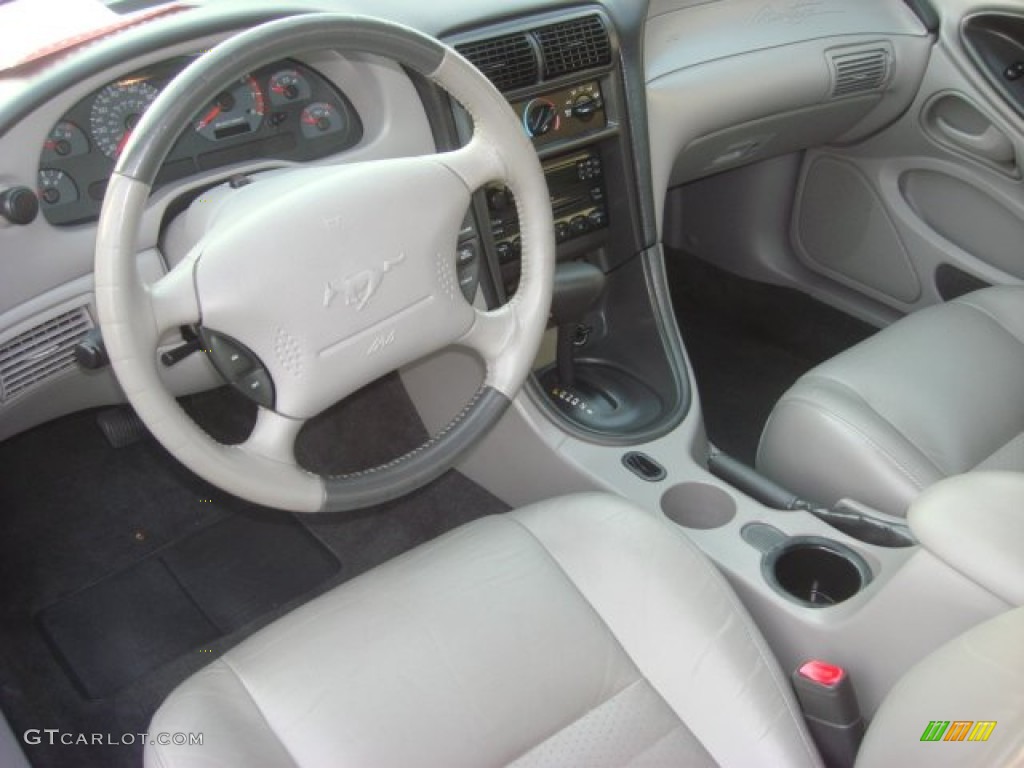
(536, 15, 611, 79)
(0, 306, 93, 403)
(455, 34, 539, 92)
(829, 46, 892, 97)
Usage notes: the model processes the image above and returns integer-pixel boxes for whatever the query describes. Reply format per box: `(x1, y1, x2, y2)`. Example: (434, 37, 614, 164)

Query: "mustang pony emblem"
(323, 253, 407, 311)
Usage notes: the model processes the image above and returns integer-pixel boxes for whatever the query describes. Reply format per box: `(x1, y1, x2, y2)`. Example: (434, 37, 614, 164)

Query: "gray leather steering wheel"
(94, 14, 555, 512)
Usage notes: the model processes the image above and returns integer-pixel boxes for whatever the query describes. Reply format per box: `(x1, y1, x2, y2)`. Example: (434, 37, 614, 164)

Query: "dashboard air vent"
(0, 306, 92, 403)
(455, 34, 539, 92)
(536, 15, 611, 79)
(829, 46, 891, 97)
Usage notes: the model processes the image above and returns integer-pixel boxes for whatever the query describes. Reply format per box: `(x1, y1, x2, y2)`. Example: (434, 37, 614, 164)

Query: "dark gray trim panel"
(322, 387, 510, 512)
(526, 245, 692, 446)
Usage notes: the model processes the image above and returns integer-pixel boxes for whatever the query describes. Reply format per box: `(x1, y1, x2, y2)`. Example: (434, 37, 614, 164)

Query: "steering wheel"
(94, 14, 555, 512)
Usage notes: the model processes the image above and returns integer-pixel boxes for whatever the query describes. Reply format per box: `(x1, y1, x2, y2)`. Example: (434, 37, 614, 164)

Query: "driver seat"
(145, 494, 1024, 767)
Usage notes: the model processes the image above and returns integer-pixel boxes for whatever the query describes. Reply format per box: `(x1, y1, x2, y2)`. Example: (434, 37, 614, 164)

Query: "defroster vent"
(0, 306, 93, 403)
(456, 34, 539, 93)
(536, 15, 611, 80)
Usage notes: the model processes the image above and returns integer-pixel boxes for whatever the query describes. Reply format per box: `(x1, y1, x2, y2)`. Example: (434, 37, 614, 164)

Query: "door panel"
(791, 0, 1024, 310)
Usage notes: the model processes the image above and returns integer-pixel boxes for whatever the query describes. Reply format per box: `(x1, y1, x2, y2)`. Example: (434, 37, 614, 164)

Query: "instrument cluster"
(37, 57, 362, 226)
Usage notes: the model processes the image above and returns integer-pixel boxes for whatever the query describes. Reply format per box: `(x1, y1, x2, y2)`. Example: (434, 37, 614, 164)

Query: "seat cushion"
(756, 286, 1024, 516)
(855, 606, 1024, 767)
(145, 493, 821, 768)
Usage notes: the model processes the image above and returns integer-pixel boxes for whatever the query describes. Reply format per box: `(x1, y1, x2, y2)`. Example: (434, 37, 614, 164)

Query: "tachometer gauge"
(90, 79, 160, 158)
(38, 169, 79, 206)
(42, 121, 89, 161)
(195, 76, 265, 141)
(268, 69, 311, 106)
(300, 102, 346, 139)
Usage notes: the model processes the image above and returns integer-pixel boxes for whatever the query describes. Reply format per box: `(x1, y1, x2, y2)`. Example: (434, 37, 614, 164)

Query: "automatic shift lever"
(549, 262, 606, 387)
(539, 262, 661, 433)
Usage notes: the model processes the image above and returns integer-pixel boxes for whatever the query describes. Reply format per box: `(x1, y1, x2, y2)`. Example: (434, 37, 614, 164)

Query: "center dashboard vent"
(829, 45, 892, 98)
(536, 15, 612, 79)
(455, 34, 539, 93)
(455, 14, 611, 93)
(0, 306, 93, 403)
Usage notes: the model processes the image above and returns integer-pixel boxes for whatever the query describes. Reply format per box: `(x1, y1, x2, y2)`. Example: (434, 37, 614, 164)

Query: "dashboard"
(0, 0, 933, 446)
(38, 56, 361, 225)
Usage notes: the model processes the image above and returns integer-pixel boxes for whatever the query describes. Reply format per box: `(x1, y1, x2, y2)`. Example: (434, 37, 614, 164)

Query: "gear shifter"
(539, 261, 663, 434)
(549, 262, 606, 388)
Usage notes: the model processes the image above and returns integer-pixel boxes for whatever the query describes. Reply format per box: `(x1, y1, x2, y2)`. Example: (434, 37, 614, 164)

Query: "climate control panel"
(513, 81, 605, 146)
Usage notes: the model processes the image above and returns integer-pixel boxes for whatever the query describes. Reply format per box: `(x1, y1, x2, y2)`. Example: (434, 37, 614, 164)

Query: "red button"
(798, 660, 845, 687)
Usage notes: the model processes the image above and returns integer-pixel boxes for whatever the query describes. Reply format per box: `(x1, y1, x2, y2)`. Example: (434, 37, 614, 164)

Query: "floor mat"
(666, 250, 876, 463)
(0, 379, 508, 768)
(37, 512, 339, 700)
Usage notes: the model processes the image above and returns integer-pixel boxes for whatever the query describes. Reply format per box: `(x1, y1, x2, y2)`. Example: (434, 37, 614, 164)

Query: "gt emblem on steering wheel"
(323, 252, 407, 311)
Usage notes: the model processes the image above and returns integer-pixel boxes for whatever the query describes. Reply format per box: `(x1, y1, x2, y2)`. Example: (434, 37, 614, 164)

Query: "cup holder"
(763, 536, 871, 608)
(661, 483, 736, 530)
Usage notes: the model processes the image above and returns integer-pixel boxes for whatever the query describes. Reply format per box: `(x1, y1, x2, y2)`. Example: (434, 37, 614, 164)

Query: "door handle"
(934, 115, 1015, 165)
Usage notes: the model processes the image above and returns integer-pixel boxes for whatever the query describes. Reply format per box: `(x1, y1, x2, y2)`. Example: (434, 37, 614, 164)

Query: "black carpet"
(38, 512, 339, 700)
(666, 251, 876, 464)
(0, 375, 508, 768)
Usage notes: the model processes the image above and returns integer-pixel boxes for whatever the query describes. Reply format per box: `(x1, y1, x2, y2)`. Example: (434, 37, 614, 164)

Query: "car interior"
(1, 0, 1023, 766)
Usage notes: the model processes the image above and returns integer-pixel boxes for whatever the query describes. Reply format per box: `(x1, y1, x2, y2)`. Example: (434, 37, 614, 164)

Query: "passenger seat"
(757, 285, 1024, 517)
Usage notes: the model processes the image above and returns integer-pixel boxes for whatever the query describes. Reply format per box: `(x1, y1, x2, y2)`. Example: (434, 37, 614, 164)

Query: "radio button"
(496, 241, 516, 264)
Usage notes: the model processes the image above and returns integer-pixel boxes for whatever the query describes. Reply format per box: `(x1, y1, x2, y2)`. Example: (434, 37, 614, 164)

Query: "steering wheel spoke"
(242, 407, 306, 466)
(459, 305, 525, 396)
(148, 259, 200, 336)
(438, 136, 505, 191)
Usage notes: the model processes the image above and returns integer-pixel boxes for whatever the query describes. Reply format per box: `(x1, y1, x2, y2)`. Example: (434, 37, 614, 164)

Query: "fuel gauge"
(42, 121, 89, 161)
(38, 169, 79, 206)
(300, 102, 345, 138)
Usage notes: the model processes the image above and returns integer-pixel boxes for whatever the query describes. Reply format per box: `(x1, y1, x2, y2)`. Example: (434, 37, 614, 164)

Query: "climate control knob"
(571, 93, 600, 120)
(523, 99, 559, 138)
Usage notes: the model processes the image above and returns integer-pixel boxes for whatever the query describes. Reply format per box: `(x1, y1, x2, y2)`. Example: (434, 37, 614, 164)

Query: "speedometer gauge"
(89, 79, 159, 158)
(194, 76, 265, 141)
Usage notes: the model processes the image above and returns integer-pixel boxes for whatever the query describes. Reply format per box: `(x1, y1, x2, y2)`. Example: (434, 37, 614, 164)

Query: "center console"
(443, 8, 690, 443)
(401, 3, 1016, 743)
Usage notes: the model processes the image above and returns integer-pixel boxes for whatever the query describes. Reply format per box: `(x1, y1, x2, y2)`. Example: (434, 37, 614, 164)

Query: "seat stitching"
(806, 374, 947, 477)
(777, 395, 929, 491)
(217, 657, 302, 768)
(506, 513, 822, 767)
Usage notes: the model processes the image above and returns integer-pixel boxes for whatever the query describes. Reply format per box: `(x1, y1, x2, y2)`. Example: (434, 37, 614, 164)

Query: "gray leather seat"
(757, 286, 1024, 517)
(146, 493, 1024, 767)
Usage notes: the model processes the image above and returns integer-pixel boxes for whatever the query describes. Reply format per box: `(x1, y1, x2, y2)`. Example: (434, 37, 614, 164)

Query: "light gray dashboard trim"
(118, 14, 446, 184)
(0, 7, 309, 141)
(644, 0, 928, 82)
